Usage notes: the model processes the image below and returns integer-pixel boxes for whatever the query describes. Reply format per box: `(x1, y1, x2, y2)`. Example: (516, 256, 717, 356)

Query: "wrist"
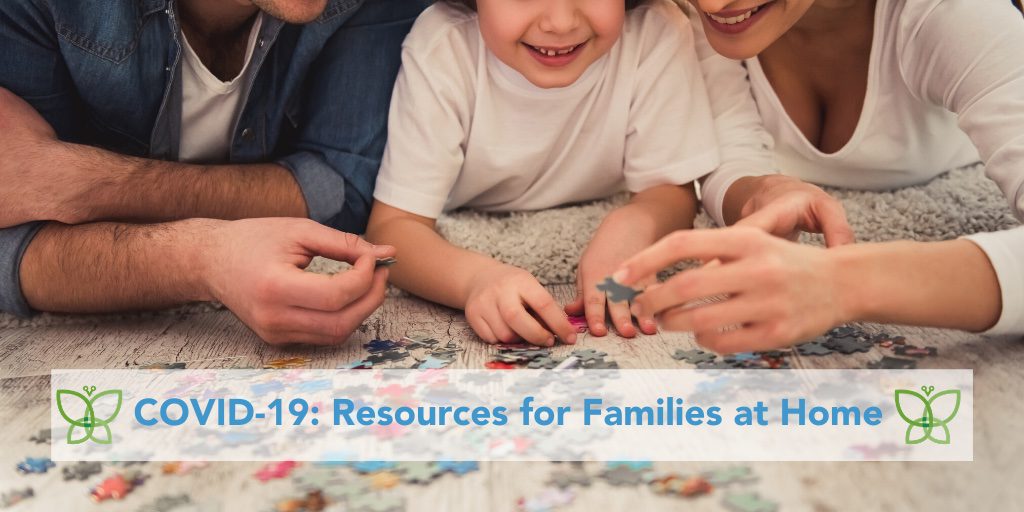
(722, 175, 767, 225)
(171, 218, 226, 303)
(58, 142, 142, 222)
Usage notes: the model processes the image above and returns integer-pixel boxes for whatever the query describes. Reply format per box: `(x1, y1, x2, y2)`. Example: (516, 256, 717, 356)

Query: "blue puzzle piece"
(16, 457, 55, 474)
(436, 461, 479, 475)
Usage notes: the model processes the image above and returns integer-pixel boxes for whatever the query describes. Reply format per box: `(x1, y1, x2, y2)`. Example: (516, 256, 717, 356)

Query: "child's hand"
(465, 264, 577, 347)
(566, 214, 659, 338)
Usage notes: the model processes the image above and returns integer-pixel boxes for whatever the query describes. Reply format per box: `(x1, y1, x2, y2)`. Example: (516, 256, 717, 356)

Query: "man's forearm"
(56, 142, 308, 223)
(20, 220, 216, 313)
(834, 239, 1002, 332)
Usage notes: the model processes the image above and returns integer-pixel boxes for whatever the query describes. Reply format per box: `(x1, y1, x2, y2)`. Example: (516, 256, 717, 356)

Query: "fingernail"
(372, 245, 394, 256)
(612, 269, 629, 283)
(568, 333, 578, 344)
(546, 337, 555, 346)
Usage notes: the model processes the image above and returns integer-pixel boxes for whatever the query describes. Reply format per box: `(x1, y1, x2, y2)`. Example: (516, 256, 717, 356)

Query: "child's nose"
(538, 0, 580, 34)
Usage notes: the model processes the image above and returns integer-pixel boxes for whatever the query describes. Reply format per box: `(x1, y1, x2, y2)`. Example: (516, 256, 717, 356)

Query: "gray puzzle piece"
(596, 277, 642, 303)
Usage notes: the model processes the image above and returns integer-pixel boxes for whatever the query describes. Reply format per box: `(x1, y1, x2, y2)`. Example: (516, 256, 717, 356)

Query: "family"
(1, 0, 1021, 351)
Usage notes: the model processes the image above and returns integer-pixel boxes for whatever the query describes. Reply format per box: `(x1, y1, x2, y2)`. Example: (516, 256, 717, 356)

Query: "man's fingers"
(268, 253, 377, 312)
(299, 222, 394, 263)
(523, 285, 576, 344)
(615, 229, 756, 288)
(816, 199, 856, 247)
(257, 268, 389, 345)
(634, 263, 750, 318)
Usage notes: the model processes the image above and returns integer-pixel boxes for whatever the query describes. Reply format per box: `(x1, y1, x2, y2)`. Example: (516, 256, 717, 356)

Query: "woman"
(613, 0, 1024, 352)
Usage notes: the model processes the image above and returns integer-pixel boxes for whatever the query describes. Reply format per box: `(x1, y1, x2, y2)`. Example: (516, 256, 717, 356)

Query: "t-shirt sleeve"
(688, 13, 778, 227)
(622, 5, 721, 194)
(963, 227, 1024, 336)
(373, 9, 473, 219)
(897, 0, 1024, 221)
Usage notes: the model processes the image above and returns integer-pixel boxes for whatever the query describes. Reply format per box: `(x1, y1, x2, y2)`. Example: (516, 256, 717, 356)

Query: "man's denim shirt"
(0, 0, 429, 316)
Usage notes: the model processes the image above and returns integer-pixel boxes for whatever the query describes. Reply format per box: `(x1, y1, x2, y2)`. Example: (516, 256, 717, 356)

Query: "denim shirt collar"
(145, 0, 290, 160)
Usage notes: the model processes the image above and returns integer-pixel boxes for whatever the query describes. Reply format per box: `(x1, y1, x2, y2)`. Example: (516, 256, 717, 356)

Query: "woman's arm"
(612, 226, 1011, 353)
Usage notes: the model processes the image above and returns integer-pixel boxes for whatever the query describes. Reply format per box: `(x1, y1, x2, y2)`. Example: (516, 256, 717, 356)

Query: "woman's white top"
(735, 0, 1024, 335)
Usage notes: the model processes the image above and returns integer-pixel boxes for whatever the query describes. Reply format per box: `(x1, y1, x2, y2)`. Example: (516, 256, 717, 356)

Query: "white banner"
(49, 369, 972, 462)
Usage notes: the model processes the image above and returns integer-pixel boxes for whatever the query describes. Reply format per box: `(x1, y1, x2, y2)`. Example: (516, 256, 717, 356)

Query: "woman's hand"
(465, 264, 577, 347)
(614, 227, 855, 353)
(726, 175, 856, 247)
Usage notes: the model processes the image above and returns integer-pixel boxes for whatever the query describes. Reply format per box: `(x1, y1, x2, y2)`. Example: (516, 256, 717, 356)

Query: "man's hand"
(197, 218, 395, 345)
(725, 175, 856, 247)
(0, 87, 87, 227)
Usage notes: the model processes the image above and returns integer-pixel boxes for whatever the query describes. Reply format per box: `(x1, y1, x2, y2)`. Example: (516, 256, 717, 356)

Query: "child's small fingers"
(498, 294, 554, 346)
(564, 294, 584, 316)
(583, 286, 608, 336)
(523, 286, 576, 345)
(607, 300, 638, 338)
(467, 310, 497, 344)
(482, 306, 518, 344)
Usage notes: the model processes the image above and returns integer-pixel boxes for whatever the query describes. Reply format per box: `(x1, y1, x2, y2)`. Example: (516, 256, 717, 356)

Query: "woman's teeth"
(529, 44, 579, 56)
(707, 4, 762, 25)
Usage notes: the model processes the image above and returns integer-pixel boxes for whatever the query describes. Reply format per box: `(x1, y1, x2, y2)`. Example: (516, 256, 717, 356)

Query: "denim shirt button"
(257, 38, 265, 48)
(241, 128, 254, 141)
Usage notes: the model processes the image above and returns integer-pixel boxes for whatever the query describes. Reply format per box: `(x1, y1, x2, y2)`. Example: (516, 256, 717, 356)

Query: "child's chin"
(520, 69, 585, 90)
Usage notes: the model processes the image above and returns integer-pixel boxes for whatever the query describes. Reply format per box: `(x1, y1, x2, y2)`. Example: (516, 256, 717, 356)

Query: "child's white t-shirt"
(374, 2, 721, 219)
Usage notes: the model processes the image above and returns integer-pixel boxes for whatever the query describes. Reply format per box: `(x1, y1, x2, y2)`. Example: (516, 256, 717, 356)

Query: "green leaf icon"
(56, 387, 123, 445)
(894, 387, 961, 445)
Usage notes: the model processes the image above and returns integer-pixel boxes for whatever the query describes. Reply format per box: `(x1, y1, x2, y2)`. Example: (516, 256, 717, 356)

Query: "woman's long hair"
(1015, 0, 1023, 14)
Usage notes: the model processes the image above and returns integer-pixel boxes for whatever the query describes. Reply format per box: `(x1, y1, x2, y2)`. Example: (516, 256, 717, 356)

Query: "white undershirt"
(178, 14, 263, 163)
(728, 0, 1024, 335)
(374, 2, 722, 218)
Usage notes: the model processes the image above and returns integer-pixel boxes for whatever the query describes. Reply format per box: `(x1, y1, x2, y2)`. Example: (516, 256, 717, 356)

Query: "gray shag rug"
(1, 164, 1018, 328)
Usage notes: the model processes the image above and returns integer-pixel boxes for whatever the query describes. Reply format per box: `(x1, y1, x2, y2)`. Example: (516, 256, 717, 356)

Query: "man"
(0, 0, 429, 344)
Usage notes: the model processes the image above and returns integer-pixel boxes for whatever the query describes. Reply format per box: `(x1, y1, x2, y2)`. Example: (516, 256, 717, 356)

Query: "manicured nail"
(612, 269, 630, 283)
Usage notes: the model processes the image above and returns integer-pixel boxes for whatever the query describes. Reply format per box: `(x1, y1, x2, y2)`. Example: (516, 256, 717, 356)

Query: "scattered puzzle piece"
(15, 457, 54, 475)
(723, 491, 778, 512)
(596, 277, 641, 303)
(62, 461, 102, 481)
(673, 349, 717, 365)
(264, 357, 311, 369)
(796, 342, 833, 356)
(254, 461, 301, 482)
(867, 356, 917, 369)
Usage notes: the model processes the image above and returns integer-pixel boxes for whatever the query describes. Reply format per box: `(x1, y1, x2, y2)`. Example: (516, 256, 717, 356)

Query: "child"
(366, 0, 774, 346)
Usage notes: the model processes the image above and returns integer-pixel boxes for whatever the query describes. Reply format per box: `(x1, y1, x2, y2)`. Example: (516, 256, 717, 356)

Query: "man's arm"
(19, 218, 395, 345)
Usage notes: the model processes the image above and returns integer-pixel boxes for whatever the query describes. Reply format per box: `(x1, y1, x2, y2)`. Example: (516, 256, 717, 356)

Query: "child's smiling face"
(477, 0, 626, 89)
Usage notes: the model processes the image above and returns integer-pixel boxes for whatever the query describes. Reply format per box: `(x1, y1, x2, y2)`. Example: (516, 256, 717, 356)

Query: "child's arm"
(366, 201, 577, 346)
(565, 184, 698, 337)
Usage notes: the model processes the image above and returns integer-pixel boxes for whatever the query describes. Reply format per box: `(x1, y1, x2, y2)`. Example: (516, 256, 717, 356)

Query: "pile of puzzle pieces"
(671, 325, 939, 370)
(488, 346, 619, 370)
(338, 334, 465, 370)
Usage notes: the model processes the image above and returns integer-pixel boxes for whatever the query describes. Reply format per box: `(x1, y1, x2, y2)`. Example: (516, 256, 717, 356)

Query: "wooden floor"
(1, 284, 1022, 511)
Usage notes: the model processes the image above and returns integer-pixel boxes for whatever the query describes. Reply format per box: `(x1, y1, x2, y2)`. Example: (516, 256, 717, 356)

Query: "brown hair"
(1014, 0, 1023, 13)
(444, 0, 649, 11)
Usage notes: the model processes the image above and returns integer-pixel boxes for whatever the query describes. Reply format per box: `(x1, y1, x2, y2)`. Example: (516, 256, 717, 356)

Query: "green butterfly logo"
(55, 386, 123, 445)
(894, 385, 961, 445)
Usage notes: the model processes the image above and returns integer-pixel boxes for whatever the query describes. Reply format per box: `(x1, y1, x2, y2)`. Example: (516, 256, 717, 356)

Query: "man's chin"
(252, 0, 329, 24)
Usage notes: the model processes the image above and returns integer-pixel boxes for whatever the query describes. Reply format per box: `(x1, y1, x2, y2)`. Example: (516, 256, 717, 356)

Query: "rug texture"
(1, 164, 1018, 328)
